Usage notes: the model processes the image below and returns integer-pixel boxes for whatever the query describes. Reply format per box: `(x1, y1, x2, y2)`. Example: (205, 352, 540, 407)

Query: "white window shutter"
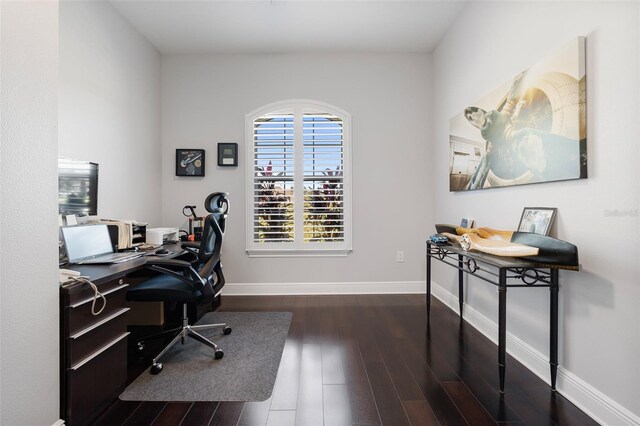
(302, 113, 344, 242)
(247, 100, 351, 256)
(252, 114, 295, 243)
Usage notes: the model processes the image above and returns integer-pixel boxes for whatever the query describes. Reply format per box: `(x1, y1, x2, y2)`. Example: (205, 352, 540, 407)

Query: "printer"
(146, 227, 179, 246)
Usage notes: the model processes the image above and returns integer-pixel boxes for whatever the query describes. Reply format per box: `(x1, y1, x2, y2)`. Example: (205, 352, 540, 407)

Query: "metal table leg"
(498, 268, 507, 393)
(458, 254, 464, 318)
(426, 244, 432, 321)
(550, 268, 559, 391)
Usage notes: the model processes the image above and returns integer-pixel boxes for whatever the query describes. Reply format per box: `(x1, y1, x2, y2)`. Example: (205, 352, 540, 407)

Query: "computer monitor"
(58, 157, 99, 216)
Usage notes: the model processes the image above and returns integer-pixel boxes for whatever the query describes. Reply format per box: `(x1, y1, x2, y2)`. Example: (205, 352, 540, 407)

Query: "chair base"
(137, 303, 231, 374)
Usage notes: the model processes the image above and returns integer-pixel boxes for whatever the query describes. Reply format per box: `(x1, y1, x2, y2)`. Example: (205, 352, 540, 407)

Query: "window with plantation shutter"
(246, 100, 352, 256)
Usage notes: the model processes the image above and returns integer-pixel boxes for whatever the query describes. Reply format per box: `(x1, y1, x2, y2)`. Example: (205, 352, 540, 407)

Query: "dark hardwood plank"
(470, 353, 556, 426)
(92, 400, 141, 426)
(179, 402, 218, 426)
(323, 384, 352, 426)
(339, 339, 382, 425)
(111, 295, 596, 426)
(122, 402, 167, 426)
(395, 338, 469, 426)
(320, 304, 346, 385)
(270, 320, 304, 411)
(396, 320, 522, 424)
(426, 300, 560, 426)
(295, 343, 324, 425)
(349, 296, 383, 363)
(266, 410, 296, 426)
(368, 304, 427, 401)
(321, 341, 346, 385)
(209, 401, 244, 426)
(291, 296, 308, 323)
(151, 402, 192, 426)
(364, 361, 411, 426)
(402, 400, 440, 426)
(237, 398, 272, 426)
(547, 392, 599, 426)
(442, 382, 496, 426)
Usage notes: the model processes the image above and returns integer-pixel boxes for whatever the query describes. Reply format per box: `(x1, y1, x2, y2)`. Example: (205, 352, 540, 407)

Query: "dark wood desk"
(426, 241, 577, 394)
(59, 244, 185, 426)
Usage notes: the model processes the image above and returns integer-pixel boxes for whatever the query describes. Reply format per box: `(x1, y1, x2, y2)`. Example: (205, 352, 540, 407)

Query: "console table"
(426, 240, 578, 393)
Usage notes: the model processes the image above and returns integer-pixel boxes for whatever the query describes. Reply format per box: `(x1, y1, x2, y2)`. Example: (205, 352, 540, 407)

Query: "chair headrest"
(204, 192, 229, 214)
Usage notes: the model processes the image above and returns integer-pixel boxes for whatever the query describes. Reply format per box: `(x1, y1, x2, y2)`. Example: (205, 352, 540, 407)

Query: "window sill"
(246, 248, 351, 258)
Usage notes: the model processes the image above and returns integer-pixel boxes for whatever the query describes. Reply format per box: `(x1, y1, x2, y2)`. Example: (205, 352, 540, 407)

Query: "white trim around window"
(245, 99, 352, 257)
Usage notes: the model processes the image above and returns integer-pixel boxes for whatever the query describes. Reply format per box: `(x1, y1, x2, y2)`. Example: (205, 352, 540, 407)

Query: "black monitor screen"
(58, 158, 98, 216)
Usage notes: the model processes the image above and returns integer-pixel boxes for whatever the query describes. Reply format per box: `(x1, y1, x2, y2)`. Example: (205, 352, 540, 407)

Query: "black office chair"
(127, 192, 231, 374)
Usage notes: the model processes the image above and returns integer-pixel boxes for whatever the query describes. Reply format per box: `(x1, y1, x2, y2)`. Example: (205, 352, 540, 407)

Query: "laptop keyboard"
(79, 252, 143, 264)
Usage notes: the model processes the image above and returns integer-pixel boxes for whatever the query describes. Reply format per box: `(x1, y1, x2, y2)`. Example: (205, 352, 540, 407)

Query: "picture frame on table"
(460, 218, 475, 228)
(517, 207, 557, 236)
(176, 149, 205, 177)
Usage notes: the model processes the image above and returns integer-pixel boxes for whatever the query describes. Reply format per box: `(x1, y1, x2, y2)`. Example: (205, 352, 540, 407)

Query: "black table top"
(62, 242, 187, 284)
(427, 241, 578, 271)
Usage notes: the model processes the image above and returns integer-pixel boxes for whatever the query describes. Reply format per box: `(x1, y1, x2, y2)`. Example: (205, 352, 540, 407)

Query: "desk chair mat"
(120, 311, 292, 402)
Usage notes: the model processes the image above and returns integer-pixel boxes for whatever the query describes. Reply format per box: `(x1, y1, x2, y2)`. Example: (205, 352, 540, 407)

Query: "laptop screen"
(62, 224, 114, 262)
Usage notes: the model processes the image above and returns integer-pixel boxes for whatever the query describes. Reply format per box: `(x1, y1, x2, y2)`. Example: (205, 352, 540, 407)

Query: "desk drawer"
(67, 284, 127, 336)
(65, 333, 128, 426)
(66, 308, 128, 367)
(64, 278, 128, 307)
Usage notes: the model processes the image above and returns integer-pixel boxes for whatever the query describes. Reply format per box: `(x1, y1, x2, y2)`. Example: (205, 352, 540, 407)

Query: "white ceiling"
(109, 1, 467, 54)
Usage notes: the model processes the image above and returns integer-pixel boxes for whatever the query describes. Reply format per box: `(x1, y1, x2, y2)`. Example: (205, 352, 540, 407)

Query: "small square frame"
(217, 143, 238, 167)
(176, 149, 205, 176)
(517, 207, 557, 236)
(460, 218, 475, 228)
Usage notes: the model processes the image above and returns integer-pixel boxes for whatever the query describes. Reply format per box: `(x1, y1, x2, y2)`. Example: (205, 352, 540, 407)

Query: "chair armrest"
(144, 258, 207, 290)
(181, 242, 200, 258)
(145, 258, 192, 268)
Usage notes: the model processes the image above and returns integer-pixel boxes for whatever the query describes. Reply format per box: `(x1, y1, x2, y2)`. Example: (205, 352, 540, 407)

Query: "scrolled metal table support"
(425, 240, 565, 394)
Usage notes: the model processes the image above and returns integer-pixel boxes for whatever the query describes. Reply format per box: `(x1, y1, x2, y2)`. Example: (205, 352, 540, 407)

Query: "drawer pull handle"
(69, 332, 129, 371)
(69, 283, 129, 308)
(69, 308, 130, 339)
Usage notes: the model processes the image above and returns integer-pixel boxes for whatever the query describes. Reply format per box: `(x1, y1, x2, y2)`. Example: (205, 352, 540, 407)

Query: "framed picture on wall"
(448, 37, 586, 191)
(176, 149, 205, 177)
(517, 207, 557, 236)
(217, 143, 238, 167)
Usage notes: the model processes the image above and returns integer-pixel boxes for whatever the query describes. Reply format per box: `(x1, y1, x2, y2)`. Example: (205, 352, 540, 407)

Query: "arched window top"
(246, 99, 351, 122)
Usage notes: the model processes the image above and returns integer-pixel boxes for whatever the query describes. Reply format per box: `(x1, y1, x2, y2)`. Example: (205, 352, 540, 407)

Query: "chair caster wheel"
(223, 326, 232, 335)
(214, 349, 224, 360)
(150, 363, 163, 374)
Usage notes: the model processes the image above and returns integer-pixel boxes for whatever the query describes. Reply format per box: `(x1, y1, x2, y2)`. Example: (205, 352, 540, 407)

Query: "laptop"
(62, 224, 144, 264)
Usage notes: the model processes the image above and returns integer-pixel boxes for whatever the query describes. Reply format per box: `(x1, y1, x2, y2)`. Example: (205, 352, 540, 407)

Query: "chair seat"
(127, 274, 202, 303)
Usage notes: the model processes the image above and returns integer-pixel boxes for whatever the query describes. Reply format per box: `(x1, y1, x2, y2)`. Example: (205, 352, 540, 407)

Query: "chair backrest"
(195, 193, 229, 287)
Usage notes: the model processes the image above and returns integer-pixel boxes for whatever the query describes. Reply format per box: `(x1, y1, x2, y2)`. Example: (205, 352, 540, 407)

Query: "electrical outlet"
(396, 250, 405, 263)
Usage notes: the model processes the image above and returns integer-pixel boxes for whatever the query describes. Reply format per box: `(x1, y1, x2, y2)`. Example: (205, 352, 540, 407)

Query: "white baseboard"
(223, 280, 425, 296)
(51, 420, 65, 426)
(431, 281, 640, 426)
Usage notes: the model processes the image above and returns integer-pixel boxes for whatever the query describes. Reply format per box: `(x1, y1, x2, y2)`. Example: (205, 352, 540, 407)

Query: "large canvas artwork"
(449, 37, 586, 191)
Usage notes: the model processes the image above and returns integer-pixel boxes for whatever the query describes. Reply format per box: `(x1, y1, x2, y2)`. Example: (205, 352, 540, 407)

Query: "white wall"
(59, 1, 162, 225)
(161, 54, 432, 290)
(431, 1, 640, 423)
(0, 1, 60, 424)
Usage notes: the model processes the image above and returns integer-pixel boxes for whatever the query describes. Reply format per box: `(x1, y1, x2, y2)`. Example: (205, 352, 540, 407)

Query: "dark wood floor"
(93, 294, 597, 426)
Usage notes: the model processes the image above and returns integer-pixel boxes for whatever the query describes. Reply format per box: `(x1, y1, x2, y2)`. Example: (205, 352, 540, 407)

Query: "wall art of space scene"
(449, 37, 586, 192)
